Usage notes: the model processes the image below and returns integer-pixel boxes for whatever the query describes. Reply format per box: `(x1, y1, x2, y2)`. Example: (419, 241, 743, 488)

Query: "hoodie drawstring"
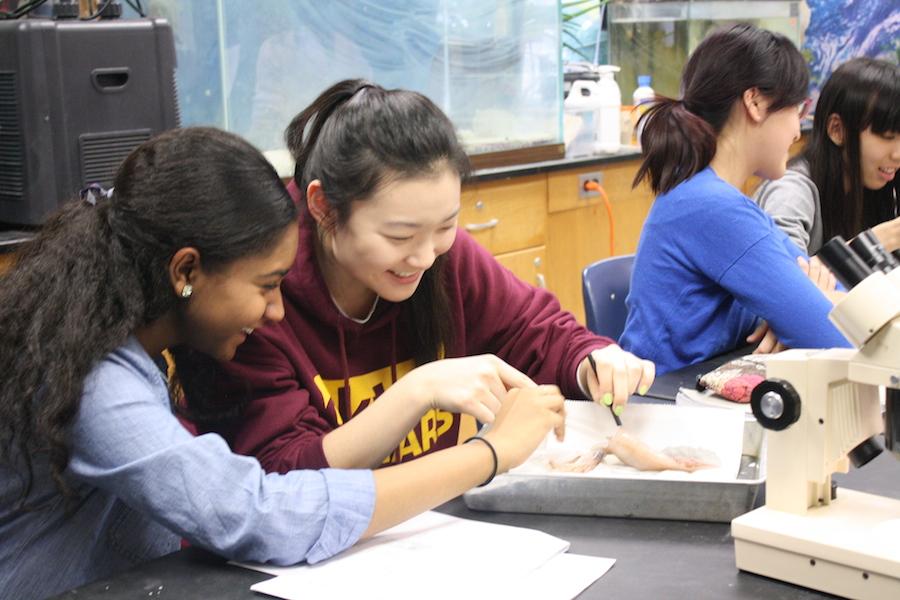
(334, 311, 401, 422)
(390, 318, 398, 384)
(337, 323, 351, 414)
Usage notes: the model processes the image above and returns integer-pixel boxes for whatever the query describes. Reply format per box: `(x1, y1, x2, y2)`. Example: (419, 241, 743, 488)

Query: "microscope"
(732, 231, 900, 599)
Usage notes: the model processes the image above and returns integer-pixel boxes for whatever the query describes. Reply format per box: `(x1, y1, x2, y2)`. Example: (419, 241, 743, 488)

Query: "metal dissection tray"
(464, 402, 765, 523)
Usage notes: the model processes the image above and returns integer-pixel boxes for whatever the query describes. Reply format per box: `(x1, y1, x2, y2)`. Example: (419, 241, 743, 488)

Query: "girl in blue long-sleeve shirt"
(619, 24, 850, 375)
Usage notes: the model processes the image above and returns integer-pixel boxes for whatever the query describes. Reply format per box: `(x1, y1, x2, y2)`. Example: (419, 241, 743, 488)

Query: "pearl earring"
(181, 284, 193, 298)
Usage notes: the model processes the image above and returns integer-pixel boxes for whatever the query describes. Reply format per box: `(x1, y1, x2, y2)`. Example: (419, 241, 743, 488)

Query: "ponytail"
(633, 98, 718, 195)
(0, 199, 143, 507)
(285, 79, 374, 201)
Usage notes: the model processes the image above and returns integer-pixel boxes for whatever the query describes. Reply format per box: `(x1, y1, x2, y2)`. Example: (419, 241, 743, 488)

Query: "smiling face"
(321, 166, 460, 313)
(859, 127, 900, 190)
(180, 224, 298, 361)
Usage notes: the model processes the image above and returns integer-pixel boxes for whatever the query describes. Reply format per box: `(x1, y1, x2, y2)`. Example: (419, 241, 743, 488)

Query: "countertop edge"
(468, 147, 643, 183)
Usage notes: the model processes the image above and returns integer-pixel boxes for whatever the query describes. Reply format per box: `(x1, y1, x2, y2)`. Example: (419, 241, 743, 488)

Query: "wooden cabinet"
(462, 157, 654, 325)
(493, 246, 547, 290)
(460, 175, 547, 254)
(546, 162, 654, 324)
(461, 174, 549, 291)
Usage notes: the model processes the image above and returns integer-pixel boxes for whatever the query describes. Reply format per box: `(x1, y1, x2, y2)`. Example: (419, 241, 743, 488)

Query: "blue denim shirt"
(0, 337, 375, 599)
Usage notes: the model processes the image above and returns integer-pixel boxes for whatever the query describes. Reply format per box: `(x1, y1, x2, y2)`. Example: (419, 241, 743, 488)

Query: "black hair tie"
(464, 436, 498, 487)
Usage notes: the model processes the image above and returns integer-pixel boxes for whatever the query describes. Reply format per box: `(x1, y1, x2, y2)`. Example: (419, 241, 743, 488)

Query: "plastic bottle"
(632, 75, 655, 108)
(564, 79, 602, 158)
(595, 65, 621, 153)
(631, 75, 655, 146)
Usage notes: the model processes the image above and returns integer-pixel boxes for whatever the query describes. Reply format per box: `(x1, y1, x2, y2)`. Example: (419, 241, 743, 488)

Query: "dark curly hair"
(0, 127, 296, 507)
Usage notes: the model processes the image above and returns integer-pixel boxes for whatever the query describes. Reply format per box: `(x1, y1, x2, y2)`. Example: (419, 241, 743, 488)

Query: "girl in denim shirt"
(0, 127, 564, 599)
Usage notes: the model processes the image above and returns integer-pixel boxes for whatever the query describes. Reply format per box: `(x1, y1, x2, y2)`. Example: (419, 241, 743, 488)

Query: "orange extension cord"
(583, 179, 615, 256)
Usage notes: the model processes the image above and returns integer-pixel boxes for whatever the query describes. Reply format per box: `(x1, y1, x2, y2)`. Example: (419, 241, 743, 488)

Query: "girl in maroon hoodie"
(209, 80, 655, 474)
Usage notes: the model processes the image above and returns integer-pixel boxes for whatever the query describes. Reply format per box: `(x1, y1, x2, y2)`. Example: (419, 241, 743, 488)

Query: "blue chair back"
(582, 254, 635, 341)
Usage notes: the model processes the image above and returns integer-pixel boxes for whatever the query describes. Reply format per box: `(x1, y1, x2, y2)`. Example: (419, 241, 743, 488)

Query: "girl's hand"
(871, 217, 900, 253)
(797, 256, 845, 304)
(483, 385, 565, 472)
(580, 345, 655, 415)
(797, 256, 836, 293)
(747, 320, 786, 354)
(402, 355, 536, 424)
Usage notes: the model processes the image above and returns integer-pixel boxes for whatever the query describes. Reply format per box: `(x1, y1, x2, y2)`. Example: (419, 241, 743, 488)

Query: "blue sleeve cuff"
(305, 468, 375, 564)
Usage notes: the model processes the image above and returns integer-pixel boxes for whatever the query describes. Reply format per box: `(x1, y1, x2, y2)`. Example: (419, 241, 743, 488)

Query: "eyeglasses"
(798, 98, 812, 120)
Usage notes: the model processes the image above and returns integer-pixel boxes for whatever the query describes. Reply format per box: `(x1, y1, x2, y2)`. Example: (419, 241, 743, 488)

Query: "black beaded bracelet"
(464, 436, 498, 487)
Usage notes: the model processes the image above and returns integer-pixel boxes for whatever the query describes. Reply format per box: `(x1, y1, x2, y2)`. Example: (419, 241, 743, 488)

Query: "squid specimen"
(548, 429, 719, 474)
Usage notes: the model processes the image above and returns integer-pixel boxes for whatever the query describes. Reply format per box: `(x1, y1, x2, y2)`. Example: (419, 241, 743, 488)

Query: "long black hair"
(285, 79, 470, 365)
(634, 24, 809, 195)
(800, 58, 900, 242)
(0, 127, 296, 506)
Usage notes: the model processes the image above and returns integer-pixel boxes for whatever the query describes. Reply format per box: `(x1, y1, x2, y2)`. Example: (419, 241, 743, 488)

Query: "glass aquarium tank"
(137, 0, 562, 169)
(608, 0, 802, 104)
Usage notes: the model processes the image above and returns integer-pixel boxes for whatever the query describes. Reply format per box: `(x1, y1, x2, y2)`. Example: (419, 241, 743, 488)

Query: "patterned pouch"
(695, 355, 769, 404)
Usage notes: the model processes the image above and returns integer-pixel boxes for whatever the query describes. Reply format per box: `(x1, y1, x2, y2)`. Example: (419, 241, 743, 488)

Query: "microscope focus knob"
(751, 379, 801, 431)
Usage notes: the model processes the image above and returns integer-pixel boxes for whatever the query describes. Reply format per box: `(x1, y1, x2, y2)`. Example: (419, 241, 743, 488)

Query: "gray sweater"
(752, 159, 822, 255)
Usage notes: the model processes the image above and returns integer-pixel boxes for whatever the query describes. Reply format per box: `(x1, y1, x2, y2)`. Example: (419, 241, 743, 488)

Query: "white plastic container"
(632, 74, 655, 146)
(595, 65, 621, 153)
(632, 74, 655, 108)
(564, 79, 602, 158)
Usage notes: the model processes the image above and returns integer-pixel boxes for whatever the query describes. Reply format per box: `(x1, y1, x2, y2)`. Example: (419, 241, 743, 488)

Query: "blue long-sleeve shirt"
(619, 167, 850, 374)
(0, 337, 375, 600)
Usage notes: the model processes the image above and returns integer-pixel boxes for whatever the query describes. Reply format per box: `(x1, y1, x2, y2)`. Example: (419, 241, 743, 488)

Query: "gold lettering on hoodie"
(316, 358, 475, 463)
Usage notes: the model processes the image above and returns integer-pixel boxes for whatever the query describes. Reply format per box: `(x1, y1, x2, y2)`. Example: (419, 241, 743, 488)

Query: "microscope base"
(732, 488, 900, 599)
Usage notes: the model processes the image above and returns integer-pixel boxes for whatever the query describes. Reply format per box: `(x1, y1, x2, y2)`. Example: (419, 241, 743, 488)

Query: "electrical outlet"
(578, 171, 604, 199)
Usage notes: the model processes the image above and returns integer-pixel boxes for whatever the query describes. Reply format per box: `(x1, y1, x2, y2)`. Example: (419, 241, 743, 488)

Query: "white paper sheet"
(510, 553, 615, 600)
(249, 552, 614, 600)
(236, 511, 611, 600)
(512, 401, 746, 482)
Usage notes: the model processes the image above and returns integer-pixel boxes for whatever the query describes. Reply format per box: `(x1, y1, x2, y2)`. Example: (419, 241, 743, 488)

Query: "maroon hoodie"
(209, 180, 614, 473)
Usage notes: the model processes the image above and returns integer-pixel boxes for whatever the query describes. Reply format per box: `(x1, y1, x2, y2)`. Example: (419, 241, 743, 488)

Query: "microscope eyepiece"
(849, 229, 898, 274)
(816, 236, 874, 290)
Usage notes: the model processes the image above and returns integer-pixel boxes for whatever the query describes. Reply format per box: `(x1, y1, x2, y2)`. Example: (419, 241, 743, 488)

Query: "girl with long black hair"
(755, 57, 900, 255)
(0, 127, 564, 599)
